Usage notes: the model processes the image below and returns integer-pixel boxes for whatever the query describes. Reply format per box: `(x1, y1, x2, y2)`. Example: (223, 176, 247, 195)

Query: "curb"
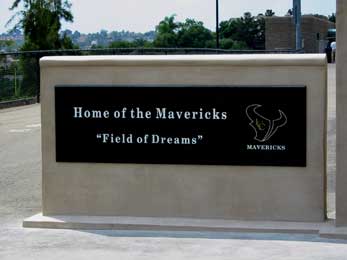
(0, 97, 38, 110)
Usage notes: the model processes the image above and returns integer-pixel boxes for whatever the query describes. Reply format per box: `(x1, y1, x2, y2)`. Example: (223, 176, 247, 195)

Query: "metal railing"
(0, 48, 301, 103)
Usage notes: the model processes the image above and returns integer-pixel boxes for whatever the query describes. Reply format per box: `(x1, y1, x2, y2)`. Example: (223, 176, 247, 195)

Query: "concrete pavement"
(0, 104, 41, 227)
(2, 64, 347, 260)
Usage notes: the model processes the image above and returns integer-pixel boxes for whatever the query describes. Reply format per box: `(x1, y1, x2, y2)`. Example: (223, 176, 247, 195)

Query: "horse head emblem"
(246, 104, 287, 142)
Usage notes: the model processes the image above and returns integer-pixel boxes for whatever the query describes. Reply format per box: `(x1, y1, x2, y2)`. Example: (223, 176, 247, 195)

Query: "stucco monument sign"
(24, 54, 329, 233)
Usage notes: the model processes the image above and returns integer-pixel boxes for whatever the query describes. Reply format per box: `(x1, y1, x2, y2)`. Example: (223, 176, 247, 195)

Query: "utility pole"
(293, 0, 302, 50)
(216, 0, 220, 49)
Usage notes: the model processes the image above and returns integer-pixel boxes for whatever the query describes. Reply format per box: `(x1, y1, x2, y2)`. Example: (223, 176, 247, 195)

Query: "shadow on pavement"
(78, 229, 347, 244)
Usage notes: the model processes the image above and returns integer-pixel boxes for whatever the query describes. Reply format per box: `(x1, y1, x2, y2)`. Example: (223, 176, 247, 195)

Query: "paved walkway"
(1, 65, 347, 260)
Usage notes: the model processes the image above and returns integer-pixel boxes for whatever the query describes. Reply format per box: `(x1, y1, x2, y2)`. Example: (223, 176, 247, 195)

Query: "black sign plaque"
(55, 85, 306, 166)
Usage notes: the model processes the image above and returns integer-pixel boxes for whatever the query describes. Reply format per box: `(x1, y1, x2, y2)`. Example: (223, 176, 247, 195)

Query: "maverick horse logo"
(246, 104, 287, 142)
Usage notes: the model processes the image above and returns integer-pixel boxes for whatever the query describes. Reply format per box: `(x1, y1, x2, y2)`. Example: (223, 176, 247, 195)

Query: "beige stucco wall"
(265, 16, 335, 53)
(40, 54, 327, 222)
(336, 0, 347, 226)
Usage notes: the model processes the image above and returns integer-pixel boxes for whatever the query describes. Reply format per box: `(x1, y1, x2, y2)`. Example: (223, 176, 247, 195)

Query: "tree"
(108, 39, 153, 48)
(153, 16, 213, 48)
(8, 0, 74, 97)
(153, 15, 179, 47)
(328, 13, 336, 23)
(218, 38, 247, 50)
(176, 19, 213, 48)
(109, 41, 136, 48)
(219, 12, 265, 50)
(8, 0, 73, 50)
(264, 9, 275, 17)
(133, 38, 153, 48)
(285, 9, 293, 16)
(0, 40, 15, 52)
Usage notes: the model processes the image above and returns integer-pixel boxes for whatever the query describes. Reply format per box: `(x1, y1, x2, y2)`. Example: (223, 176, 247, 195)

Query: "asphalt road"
(1, 64, 347, 260)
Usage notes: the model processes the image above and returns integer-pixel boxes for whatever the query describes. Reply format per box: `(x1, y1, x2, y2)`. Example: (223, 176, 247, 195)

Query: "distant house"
(265, 15, 335, 53)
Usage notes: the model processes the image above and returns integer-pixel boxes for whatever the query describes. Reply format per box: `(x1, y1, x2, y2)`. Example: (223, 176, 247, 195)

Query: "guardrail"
(0, 48, 301, 105)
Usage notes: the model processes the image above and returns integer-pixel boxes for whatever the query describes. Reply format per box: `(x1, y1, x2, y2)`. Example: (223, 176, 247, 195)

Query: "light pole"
(293, 0, 302, 50)
(216, 0, 220, 49)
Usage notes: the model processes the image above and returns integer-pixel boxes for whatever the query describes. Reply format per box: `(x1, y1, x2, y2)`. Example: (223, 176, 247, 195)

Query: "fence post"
(14, 67, 17, 97)
(36, 54, 40, 103)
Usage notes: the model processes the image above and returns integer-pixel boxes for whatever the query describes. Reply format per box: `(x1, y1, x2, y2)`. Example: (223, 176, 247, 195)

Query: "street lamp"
(216, 0, 220, 49)
(293, 0, 302, 50)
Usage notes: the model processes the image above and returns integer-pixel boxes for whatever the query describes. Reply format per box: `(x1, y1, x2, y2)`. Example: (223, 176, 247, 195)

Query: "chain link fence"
(0, 48, 300, 103)
(0, 56, 22, 101)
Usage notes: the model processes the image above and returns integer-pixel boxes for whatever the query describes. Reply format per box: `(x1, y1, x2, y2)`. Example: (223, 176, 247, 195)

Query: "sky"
(0, 0, 336, 34)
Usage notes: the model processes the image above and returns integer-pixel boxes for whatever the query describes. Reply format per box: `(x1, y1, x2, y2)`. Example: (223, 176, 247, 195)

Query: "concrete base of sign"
(319, 225, 347, 240)
(24, 214, 347, 239)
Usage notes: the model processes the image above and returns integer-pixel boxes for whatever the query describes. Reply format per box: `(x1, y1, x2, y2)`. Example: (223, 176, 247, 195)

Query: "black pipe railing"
(0, 48, 302, 103)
